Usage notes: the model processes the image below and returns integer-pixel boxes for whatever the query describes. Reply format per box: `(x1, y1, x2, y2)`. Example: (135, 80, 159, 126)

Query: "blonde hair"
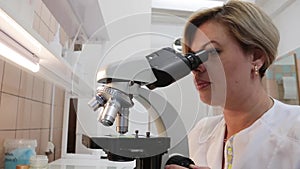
(183, 0, 280, 77)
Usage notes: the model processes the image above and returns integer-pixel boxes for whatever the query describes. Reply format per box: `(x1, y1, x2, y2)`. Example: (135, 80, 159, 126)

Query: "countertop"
(49, 155, 135, 169)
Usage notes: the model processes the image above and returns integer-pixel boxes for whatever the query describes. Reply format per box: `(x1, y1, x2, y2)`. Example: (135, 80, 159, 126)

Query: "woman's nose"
(193, 64, 206, 73)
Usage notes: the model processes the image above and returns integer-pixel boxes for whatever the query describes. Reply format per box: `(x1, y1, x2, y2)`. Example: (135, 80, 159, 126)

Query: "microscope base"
(82, 134, 170, 169)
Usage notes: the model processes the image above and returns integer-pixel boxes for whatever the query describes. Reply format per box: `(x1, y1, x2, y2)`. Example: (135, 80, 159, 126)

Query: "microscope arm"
(135, 87, 189, 166)
(84, 86, 189, 169)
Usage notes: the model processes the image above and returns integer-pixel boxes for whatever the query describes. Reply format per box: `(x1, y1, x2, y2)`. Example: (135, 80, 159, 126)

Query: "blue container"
(4, 139, 37, 169)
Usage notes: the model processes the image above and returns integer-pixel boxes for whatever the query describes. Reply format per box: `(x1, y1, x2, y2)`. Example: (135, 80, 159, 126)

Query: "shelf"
(42, 0, 109, 44)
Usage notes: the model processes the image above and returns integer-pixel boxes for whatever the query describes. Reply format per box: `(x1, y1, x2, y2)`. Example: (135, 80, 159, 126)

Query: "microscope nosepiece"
(99, 98, 121, 126)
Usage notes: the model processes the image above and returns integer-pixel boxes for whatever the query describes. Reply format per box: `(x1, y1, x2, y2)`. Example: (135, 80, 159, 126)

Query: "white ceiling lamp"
(0, 8, 41, 72)
(152, 0, 224, 12)
(0, 30, 40, 72)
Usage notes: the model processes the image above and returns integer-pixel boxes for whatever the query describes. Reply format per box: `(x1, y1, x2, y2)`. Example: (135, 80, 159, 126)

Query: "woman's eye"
(206, 48, 221, 56)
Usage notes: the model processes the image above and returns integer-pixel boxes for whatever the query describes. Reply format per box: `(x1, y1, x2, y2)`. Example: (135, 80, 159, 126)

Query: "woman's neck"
(223, 92, 273, 139)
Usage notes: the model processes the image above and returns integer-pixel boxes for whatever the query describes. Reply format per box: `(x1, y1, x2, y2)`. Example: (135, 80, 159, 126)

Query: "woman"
(166, 1, 300, 169)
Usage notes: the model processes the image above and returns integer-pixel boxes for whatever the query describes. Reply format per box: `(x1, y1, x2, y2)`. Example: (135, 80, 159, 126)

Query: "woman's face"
(190, 20, 254, 107)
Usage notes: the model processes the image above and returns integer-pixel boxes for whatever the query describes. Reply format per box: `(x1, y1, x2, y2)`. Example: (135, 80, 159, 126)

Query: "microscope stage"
(82, 134, 170, 160)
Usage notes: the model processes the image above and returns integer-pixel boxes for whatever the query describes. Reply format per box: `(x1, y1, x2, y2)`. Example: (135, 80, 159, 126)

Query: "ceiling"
(151, 0, 218, 24)
(151, 0, 256, 23)
(151, 0, 293, 23)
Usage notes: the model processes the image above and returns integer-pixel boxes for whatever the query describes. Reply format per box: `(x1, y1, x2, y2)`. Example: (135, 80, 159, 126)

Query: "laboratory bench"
(49, 156, 135, 169)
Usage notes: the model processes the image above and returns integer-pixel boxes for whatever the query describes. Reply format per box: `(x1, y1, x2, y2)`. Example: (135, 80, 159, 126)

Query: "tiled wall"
(33, 0, 69, 48)
(263, 52, 300, 105)
(0, 59, 65, 167)
(265, 64, 298, 104)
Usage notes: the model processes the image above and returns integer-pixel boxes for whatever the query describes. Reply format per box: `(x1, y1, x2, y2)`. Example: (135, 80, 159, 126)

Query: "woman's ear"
(251, 48, 265, 69)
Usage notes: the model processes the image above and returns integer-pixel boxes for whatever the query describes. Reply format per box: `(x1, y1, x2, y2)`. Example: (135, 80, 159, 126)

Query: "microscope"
(83, 47, 215, 169)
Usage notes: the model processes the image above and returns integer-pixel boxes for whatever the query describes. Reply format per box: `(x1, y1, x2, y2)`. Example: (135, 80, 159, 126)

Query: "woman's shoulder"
(264, 99, 300, 142)
(272, 99, 300, 121)
(188, 115, 224, 140)
(274, 99, 300, 111)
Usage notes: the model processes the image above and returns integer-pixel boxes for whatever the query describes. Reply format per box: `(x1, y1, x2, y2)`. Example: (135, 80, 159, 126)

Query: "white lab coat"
(188, 99, 300, 169)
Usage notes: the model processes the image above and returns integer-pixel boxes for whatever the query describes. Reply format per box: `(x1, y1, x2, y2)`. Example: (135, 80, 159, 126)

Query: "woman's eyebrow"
(202, 40, 220, 48)
(190, 40, 220, 53)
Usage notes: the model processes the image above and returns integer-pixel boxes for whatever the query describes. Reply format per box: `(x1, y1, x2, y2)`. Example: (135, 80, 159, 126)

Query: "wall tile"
(54, 149, 61, 160)
(0, 130, 16, 147)
(39, 20, 49, 42)
(48, 31, 55, 42)
(29, 129, 41, 154)
(0, 93, 18, 130)
(2, 62, 21, 95)
(49, 129, 62, 161)
(42, 103, 51, 129)
(16, 98, 32, 129)
(30, 101, 43, 129)
(49, 15, 58, 34)
(297, 59, 300, 90)
(34, 0, 43, 16)
(19, 70, 34, 99)
(54, 86, 65, 107)
(32, 77, 44, 101)
(274, 66, 282, 73)
(40, 3, 51, 25)
(0, 131, 16, 168)
(282, 65, 291, 73)
(53, 106, 64, 129)
(40, 129, 49, 155)
(48, 152, 54, 162)
(0, 59, 4, 90)
(16, 130, 30, 139)
(43, 81, 52, 104)
(59, 27, 68, 47)
(33, 13, 41, 33)
(52, 129, 62, 151)
(265, 79, 279, 99)
(291, 66, 296, 72)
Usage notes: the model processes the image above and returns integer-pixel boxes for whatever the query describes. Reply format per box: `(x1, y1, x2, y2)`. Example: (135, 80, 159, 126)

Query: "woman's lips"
(195, 80, 211, 90)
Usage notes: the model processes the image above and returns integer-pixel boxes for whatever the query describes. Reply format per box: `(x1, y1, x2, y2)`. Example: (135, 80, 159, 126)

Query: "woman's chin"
(200, 94, 226, 107)
(199, 94, 211, 105)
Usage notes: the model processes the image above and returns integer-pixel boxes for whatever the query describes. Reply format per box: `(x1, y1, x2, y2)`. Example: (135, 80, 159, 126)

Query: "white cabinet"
(0, 0, 109, 96)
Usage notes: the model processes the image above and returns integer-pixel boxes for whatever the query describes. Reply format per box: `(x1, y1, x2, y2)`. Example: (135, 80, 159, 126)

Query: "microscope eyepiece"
(185, 50, 208, 70)
(146, 47, 214, 89)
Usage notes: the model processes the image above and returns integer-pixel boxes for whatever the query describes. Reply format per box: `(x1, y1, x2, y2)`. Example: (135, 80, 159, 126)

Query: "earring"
(254, 65, 259, 76)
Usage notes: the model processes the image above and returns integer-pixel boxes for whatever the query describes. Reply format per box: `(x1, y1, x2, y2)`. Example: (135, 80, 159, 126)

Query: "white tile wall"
(0, 60, 4, 90)
(42, 103, 51, 129)
(43, 81, 52, 104)
(0, 93, 18, 129)
(19, 70, 34, 99)
(0, 58, 65, 164)
(30, 101, 43, 129)
(2, 62, 21, 95)
(32, 77, 44, 101)
(16, 98, 32, 129)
